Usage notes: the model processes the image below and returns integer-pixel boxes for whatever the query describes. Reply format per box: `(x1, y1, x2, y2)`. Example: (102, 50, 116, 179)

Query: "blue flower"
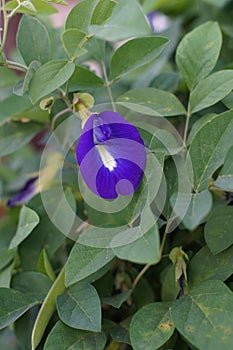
(76, 111, 146, 199)
(7, 177, 38, 207)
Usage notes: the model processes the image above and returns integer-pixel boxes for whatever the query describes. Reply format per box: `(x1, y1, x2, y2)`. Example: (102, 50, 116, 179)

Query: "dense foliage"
(1, 0, 233, 349)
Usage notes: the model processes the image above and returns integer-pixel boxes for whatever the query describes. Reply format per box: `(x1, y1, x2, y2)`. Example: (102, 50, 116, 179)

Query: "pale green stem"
(102, 61, 116, 112)
(0, 0, 9, 56)
(132, 263, 152, 290)
(51, 107, 71, 131)
(183, 103, 191, 145)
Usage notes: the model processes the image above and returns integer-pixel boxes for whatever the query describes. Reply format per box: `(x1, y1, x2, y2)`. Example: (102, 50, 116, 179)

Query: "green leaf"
(9, 206, 39, 249)
(65, 244, 114, 286)
(117, 87, 185, 116)
(176, 21, 222, 90)
(31, 267, 66, 350)
(130, 302, 174, 350)
(170, 190, 212, 231)
(17, 15, 50, 66)
(110, 36, 168, 80)
(29, 60, 75, 104)
(62, 29, 88, 59)
(44, 321, 106, 350)
(5, 0, 58, 15)
(189, 70, 233, 113)
(91, 0, 116, 25)
(14, 60, 41, 96)
(189, 110, 233, 192)
(90, 0, 152, 41)
(0, 122, 42, 157)
(0, 95, 32, 124)
(57, 282, 101, 332)
(187, 113, 216, 145)
(65, 0, 98, 33)
(0, 67, 18, 88)
(110, 320, 131, 345)
(204, 206, 233, 254)
(69, 65, 104, 91)
(112, 224, 160, 264)
(171, 280, 233, 350)
(214, 175, 233, 191)
(188, 245, 233, 289)
(102, 290, 132, 309)
(11, 271, 52, 296)
(0, 288, 39, 330)
(220, 146, 233, 175)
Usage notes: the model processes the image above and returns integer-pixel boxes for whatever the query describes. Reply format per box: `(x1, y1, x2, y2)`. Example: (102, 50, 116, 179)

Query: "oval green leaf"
(189, 70, 233, 113)
(62, 29, 87, 59)
(91, 0, 116, 25)
(117, 87, 185, 116)
(65, 0, 98, 33)
(9, 206, 39, 250)
(188, 245, 233, 290)
(17, 15, 50, 66)
(112, 224, 160, 264)
(0, 288, 39, 330)
(110, 36, 168, 81)
(44, 321, 106, 350)
(171, 280, 233, 350)
(130, 302, 174, 350)
(29, 60, 75, 104)
(90, 0, 152, 41)
(176, 21, 222, 90)
(65, 244, 114, 286)
(189, 110, 233, 192)
(57, 282, 101, 332)
(204, 206, 233, 254)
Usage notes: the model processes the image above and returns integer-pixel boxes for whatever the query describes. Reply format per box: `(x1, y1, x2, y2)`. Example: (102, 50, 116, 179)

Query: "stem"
(51, 107, 71, 131)
(183, 103, 191, 145)
(160, 230, 168, 257)
(132, 263, 152, 290)
(2, 60, 27, 72)
(102, 61, 116, 112)
(0, 0, 9, 56)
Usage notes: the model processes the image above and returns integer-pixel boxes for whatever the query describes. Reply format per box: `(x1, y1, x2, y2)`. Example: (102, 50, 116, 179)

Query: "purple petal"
(7, 177, 38, 207)
(76, 111, 147, 199)
(96, 159, 143, 199)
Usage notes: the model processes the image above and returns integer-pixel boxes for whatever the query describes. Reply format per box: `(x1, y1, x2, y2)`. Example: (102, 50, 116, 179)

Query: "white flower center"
(96, 145, 117, 171)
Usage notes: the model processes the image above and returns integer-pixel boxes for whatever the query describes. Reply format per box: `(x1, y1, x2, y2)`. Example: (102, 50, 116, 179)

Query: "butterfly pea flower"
(76, 111, 147, 199)
(7, 177, 39, 207)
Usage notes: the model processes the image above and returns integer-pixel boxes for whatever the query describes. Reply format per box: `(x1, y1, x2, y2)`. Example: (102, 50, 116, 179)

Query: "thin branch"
(102, 61, 116, 112)
(0, 0, 9, 56)
(132, 263, 152, 290)
(51, 107, 71, 131)
(183, 102, 191, 145)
